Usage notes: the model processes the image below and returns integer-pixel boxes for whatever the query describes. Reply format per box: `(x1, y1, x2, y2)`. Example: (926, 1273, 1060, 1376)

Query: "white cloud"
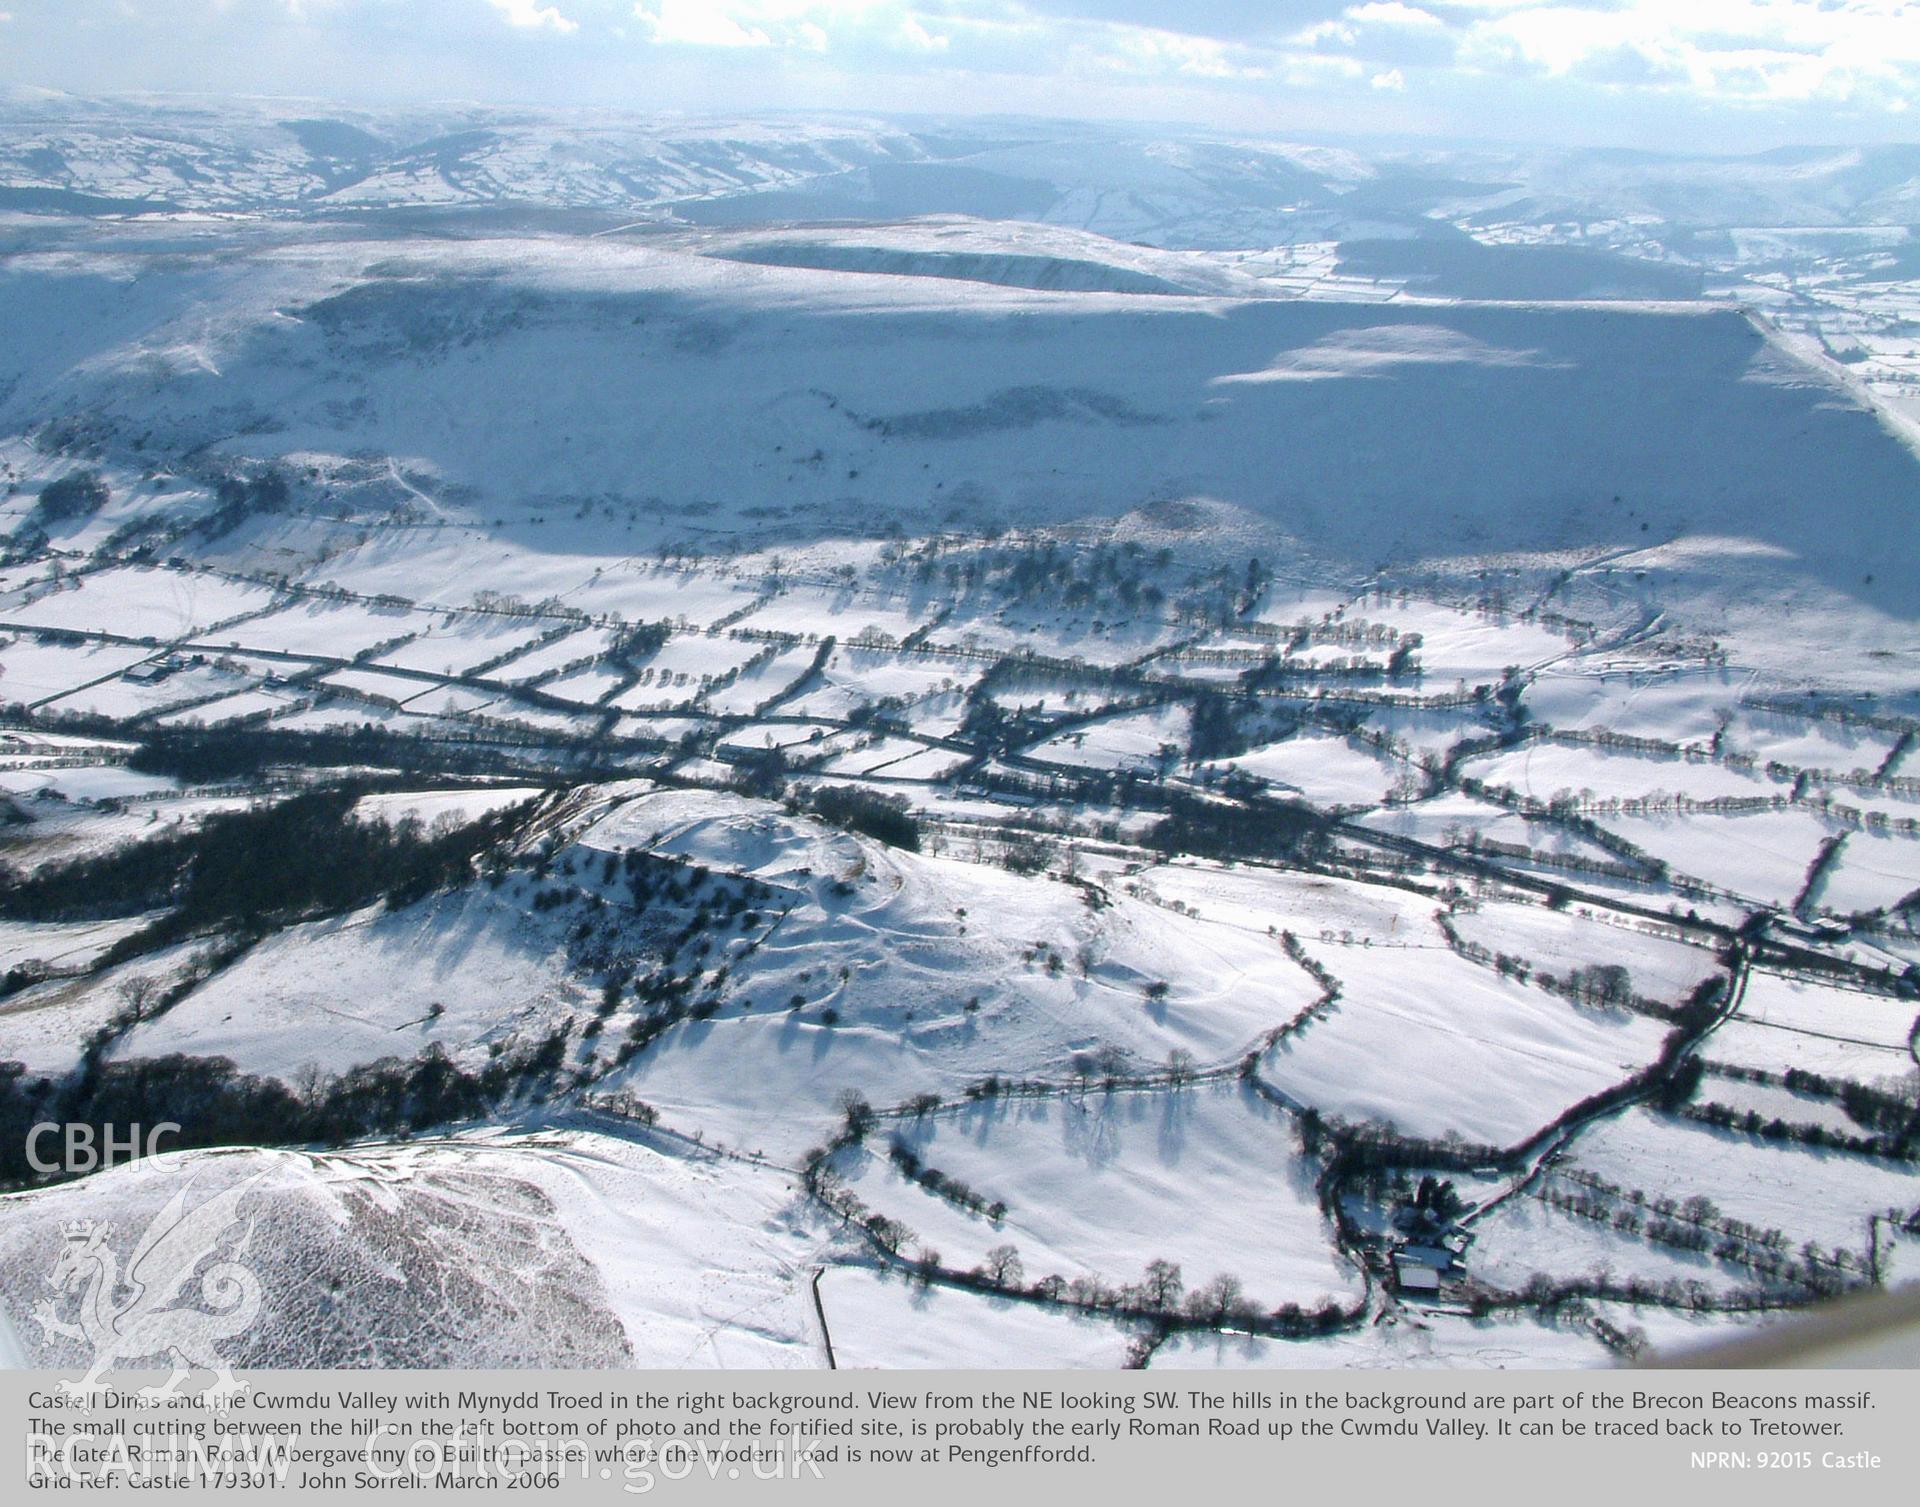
(1098, 25, 1271, 80)
(496, 0, 1920, 114)
(633, 1, 949, 53)
(1345, 3, 1443, 29)
(636, 1, 771, 48)
(1276, 0, 1920, 110)
(894, 13, 948, 52)
(1459, 2, 1920, 106)
(1291, 1, 1451, 59)
(5, 0, 1919, 141)
(487, 0, 578, 33)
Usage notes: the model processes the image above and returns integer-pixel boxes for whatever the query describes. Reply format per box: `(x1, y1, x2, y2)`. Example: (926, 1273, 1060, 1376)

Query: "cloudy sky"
(3, 1, 1918, 148)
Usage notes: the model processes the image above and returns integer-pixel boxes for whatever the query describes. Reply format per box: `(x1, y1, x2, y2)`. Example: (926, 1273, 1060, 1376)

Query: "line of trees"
(0, 1034, 573, 1191)
(0, 785, 542, 966)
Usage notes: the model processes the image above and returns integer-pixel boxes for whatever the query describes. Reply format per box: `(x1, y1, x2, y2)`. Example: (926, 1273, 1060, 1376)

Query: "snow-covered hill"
(0, 1129, 819, 1368)
(5, 92, 1918, 238)
(2, 220, 1915, 676)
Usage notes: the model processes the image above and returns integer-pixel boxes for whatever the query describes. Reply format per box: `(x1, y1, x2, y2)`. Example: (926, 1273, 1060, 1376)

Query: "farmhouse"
(1392, 1241, 1465, 1295)
(123, 656, 183, 684)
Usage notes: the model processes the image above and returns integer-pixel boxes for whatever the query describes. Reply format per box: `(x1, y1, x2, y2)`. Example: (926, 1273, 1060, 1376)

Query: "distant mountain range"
(3, 88, 1918, 247)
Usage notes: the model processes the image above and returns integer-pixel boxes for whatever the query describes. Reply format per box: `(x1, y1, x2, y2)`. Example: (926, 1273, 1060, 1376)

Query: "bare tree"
(1185, 1273, 1246, 1325)
(1140, 1258, 1185, 1313)
(980, 1244, 1025, 1290)
(116, 975, 162, 1025)
(834, 1089, 875, 1139)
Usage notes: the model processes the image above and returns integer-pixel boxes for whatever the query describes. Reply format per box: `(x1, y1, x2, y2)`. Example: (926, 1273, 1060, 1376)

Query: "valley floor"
(1, 529, 1913, 1370)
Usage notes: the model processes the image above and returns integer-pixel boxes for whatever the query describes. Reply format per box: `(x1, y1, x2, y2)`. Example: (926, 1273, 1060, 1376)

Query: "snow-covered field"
(0, 636, 159, 705)
(207, 597, 424, 659)
(817, 1268, 1130, 1369)
(1819, 832, 1920, 917)
(1596, 808, 1845, 909)
(108, 888, 588, 1081)
(1449, 900, 1724, 1006)
(1259, 941, 1671, 1148)
(371, 613, 558, 677)
(1029, 706, 1191, 772)
(1703, 1016, 1916, 1086)
(1465, 742, 1788, 806)
(833, 1084, 1360, 1311)
(1358, 791, 1632, 870)
(1469, 1192, 1764, 1299)
(0, 567, 276, 642)
(1562, 1109, 1917, 1258)
(1215, 734, 1407, 807)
